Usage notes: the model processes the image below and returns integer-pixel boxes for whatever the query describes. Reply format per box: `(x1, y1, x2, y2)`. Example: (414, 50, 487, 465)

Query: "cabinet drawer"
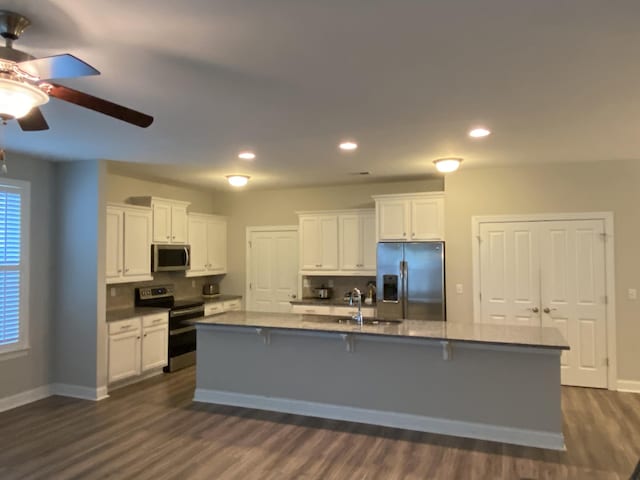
(332, 306, 376, 318)
(291, 305, 332, 315)
(205, 303, 224, 316)
(142, 313, 168, 328)
(109, 318, 141, 335)
(223, 299, 242, 312)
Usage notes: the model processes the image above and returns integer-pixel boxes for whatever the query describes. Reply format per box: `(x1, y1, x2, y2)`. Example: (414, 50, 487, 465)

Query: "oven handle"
(169, 326, 196, 336)
(170, 306, 204, 318)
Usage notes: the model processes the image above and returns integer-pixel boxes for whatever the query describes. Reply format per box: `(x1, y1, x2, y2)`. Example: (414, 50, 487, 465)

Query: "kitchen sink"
(335, 318, 403, 326)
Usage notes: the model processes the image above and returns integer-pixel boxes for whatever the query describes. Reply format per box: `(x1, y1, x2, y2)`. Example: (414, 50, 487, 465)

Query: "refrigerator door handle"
(401, 260, 408, 319)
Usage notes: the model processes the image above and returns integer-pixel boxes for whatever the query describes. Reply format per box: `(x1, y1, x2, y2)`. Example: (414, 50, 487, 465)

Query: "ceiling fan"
(0, 10, 153, 131)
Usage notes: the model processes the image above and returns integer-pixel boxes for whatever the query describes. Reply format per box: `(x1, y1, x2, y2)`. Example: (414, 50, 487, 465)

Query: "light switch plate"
(628, 288, 637, 300)
(192, 279, 196, 288)
(456, 284, 463, 294)
(110, 287, 116, 297)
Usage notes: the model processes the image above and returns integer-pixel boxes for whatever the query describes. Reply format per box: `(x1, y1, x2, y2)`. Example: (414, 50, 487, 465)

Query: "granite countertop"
(201, 294, 243, 303)
(195, 311, 569, 350)
(106, 307, 169, 323)
(291, 298, 376, 307)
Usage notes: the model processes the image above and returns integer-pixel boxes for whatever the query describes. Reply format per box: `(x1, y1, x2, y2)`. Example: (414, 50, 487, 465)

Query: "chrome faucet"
(350, 288, 363, 325)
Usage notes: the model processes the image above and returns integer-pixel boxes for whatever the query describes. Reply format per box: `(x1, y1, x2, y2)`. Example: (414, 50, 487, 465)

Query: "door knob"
(543, 307, 557, 314)
(528, 307, 539, 313)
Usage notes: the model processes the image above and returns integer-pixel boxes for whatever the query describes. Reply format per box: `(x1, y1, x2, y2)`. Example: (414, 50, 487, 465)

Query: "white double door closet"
(476, 217, 610, 388)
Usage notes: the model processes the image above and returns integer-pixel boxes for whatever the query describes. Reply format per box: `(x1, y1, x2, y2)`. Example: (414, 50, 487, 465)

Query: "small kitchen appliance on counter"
(135, 285, 204, 372)
(202, 283, 220, 297)
(314, 285, 332, 299)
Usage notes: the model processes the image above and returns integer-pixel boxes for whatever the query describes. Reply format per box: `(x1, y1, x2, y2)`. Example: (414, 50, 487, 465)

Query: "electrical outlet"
(303, 278, 310, 287)
(628, 288, 637, 300)
(191, 279, 196, 288)
(328, 279, 334, 287)
(110, 287, 117, 297)
(456, 284, 463, 294)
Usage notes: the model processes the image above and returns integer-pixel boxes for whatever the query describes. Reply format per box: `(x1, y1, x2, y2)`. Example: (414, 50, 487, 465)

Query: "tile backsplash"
(106, 273, 225, 310)
(302, 276, 376, 302)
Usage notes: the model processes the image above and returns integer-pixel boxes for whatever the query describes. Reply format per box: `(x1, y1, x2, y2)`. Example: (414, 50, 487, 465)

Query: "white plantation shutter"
(0, 180, 29, 354)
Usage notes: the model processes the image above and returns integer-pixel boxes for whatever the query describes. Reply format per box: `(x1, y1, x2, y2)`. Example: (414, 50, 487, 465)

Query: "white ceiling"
(2, 0, 640, 189)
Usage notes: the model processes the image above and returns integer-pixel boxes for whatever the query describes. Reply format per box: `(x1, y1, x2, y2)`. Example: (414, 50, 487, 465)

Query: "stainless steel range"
(135, 285, 204, 372)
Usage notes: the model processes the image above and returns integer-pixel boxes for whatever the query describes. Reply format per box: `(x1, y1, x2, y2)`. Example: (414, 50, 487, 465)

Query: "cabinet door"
(187, 216, 208, 275)
(299, 216, 321, 270)
(105, 207, 124, 281)
(318, 216, 339, 270)
(141, 324, 168, 371)
(377, 200, 409, 241)
(339, 214, 361, 270)
(108, 330, 141, 383)
(171, 205, 188, 243)
(223, 299, 242, 311)
(361, 212, 377, 270)
(290, 305, 333, 315)
(411, 197, 444, 240)
(152, 202, 172, 243)
(123, 209, 152, 277)
(207, 218, 227, 273)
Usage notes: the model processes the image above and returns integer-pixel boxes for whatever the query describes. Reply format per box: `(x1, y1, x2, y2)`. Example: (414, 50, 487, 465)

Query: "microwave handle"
(184, 246, 190, 267)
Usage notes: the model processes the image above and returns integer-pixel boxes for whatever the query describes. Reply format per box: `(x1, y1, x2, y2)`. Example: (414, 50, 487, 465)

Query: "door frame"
(245, 225, 299, 311)
(471, 212, 617, 389)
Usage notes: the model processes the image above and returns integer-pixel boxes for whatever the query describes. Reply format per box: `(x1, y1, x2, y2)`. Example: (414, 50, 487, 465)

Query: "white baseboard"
(51, 383, 109, 401)
(617, 379, 640, 393)
(0, 385, 52, 413)
(194, 388, 565, 451)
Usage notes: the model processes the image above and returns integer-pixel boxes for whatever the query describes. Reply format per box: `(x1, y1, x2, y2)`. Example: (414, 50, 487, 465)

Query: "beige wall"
(220, 179, 444, 296)
(444, 160, 640, 382)
(105, 172, 224, 214)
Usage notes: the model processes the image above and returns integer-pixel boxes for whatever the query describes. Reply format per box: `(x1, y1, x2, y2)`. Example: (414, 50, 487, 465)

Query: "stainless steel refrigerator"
(376, 242, 445, 321)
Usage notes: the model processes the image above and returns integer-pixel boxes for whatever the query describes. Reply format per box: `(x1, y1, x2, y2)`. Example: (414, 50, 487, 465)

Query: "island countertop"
(195, 311, 569, 350)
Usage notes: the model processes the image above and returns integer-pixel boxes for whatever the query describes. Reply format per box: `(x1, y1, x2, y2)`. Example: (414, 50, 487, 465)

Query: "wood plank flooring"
(0, 367, 638, 479)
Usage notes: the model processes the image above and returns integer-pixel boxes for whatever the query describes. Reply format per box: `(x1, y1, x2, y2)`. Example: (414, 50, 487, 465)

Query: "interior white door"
(540, 220, 607, 388)
(478, 218, 609, 389)
(249, 229, 298, 313)
(479, 222, 541, 326)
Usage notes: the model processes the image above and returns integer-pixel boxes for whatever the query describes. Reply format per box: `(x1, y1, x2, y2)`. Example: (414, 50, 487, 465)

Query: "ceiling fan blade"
(46, 83, 154, 128)
(17, 108, 50, 131)
(18, 54, 100, 80)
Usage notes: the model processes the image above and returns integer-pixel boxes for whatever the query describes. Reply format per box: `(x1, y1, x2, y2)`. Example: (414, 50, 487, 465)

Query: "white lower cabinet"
(290, 304, 375, 318)
(108, 313, 168, 385)
(204, 298, 243, 316)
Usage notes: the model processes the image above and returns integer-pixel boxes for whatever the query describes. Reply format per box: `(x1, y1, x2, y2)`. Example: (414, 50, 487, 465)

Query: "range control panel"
(137, 285, 174, 300)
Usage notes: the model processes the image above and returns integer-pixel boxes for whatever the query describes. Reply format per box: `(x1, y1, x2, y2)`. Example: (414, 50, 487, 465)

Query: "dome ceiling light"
(433, 158, 463, 173)
(226, 174, 250, 187)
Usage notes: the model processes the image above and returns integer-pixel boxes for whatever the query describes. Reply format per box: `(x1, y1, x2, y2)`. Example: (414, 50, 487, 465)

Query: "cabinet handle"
(166, 236, 170, 239)
(543, 307, 557, 314)
(137, 336, 141, 339)
(125, 268, 129, 273)
(315, 264, 322, 267)
(403, 232, 406, 237)
(117, 269, 122, 273)
(304, 309, 315, 313)
(412, 232, 415, 237)
(172, 236, 176, 240)
(144, 333, 147, 337)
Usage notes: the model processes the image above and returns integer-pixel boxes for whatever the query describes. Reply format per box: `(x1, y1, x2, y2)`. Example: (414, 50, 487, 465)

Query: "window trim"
(0, 178, 30, 358)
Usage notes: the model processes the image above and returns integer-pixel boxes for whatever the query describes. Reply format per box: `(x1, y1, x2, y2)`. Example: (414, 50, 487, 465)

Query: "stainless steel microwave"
(151, 244, 190, 272)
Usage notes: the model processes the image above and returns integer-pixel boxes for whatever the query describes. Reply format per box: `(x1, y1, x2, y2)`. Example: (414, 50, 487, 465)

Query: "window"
(0, 179, 29, 356)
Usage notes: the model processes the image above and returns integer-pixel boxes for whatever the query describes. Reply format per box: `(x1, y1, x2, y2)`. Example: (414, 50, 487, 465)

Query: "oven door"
(152, 244, 191, 272)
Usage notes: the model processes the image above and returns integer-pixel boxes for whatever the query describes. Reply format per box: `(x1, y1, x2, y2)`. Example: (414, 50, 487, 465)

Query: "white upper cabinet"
(298, 214, 339, 271)
(106, 204, 153, 284)
(373, 192, 445, 242)
(187, 213, 227, 277)
(130, 197, 190, 244)
(298, 209, 374, 275)
(339, 211, 376, 274)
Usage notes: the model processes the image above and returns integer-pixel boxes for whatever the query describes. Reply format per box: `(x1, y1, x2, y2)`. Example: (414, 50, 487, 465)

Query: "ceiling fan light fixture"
(433, 157, 463, 173)
(226, 175, 250, 187)
(0, 77, 48, 119)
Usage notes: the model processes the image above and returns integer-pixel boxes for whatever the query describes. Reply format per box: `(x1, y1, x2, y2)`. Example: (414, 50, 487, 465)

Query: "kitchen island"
(194, 311, 569, 450)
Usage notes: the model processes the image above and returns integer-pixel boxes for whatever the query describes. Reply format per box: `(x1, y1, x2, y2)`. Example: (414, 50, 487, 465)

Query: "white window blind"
(0, 180, 28, 354)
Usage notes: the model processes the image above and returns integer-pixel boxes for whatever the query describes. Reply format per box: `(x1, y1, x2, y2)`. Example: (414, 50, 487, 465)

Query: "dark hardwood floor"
(0, 367, 638, 479)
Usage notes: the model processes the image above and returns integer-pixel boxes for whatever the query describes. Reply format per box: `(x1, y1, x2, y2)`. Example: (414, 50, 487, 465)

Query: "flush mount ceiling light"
(226, 174, 250, 187)
(468, 127, 491, 138)
(339, 141, 358, 151)
(433, 158, 463, 173)
(0, 77, 48, 119)
(238, 151, 256, 160)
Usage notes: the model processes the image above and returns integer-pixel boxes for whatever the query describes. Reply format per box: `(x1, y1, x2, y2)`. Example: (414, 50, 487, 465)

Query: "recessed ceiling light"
(226, 175, 250, 187)
(433, 158, 463, 173)
(468, 127, 491, 138)
(238, 151, 256, 160)
(339, 141, 358, 151)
